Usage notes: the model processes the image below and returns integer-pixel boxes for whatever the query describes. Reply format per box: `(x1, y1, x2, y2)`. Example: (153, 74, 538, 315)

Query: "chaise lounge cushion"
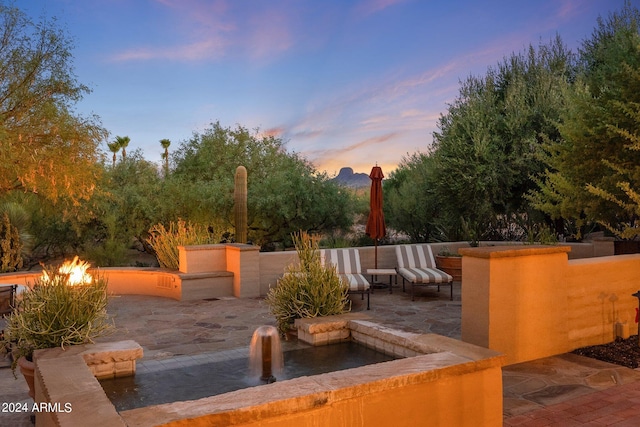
(320, 249, 370, 292)
(395, 244, 452, 284)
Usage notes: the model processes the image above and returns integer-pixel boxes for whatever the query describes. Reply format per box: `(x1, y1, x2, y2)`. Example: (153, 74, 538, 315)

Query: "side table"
(366, 269, 397, 294)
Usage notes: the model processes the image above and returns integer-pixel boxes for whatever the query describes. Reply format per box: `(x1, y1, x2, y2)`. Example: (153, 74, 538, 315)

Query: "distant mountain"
(332, 167, 370, 188)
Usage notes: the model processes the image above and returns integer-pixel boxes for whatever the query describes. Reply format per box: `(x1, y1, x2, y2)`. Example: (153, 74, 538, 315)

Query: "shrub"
(146, 219, 221, 269)
(265, 231, 350, 335)
(3, 258, 113, 371)
(0, 212, 23, 272)
(85, 238, 129, 267)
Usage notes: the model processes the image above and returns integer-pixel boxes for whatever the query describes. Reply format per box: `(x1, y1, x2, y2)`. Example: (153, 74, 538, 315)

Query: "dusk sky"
(24, 0, 628, 176)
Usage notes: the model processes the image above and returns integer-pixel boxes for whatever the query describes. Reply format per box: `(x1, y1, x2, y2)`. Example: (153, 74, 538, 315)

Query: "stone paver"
(3, 280, 640, 426)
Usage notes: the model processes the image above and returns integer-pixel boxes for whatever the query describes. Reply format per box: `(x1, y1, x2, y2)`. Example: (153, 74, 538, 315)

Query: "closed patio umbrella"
(365, 165, 386, 269)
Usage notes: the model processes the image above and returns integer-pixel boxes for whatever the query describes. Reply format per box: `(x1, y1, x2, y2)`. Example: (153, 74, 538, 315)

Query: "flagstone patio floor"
(2, 281, 640, 426)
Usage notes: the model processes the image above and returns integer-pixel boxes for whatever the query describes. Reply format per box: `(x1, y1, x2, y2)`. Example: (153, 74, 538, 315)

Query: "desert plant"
(265, 231, 350, 335)
(0, 202, 33, 253)
(524, 224, 559, 245)
(0, 212, 23, 272)
(2, 258, 113, 372)
(437, 246, 461, 257)
(85, 238, 128, 267)
(146, 219, 221, 269)
(234, 165, 248, 243)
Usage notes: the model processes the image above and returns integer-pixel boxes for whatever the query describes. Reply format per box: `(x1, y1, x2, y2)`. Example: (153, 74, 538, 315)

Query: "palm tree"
(107, 141, 120, 167)
(160, 138, 171, 176)
(115, 136, 130, 160)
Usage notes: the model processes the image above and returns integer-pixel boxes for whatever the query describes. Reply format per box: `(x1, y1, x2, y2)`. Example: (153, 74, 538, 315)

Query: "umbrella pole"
(374, 238, 378, 269)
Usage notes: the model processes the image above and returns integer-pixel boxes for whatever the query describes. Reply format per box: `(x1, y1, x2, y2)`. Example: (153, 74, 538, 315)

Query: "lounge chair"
(320, 248, 371, 310)
(395, 244, 453, 301)
(0, 284, 17, 317)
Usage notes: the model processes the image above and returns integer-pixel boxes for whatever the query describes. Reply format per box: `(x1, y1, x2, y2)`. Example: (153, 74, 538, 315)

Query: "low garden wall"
(257, 240, 613, 295)
(461, 245, 640, 365)
(0, 240, 613, 301)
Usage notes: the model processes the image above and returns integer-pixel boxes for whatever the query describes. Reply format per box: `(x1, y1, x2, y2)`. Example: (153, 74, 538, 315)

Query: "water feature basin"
(32, 313, 505, 426)
(101, 340, 396, 411)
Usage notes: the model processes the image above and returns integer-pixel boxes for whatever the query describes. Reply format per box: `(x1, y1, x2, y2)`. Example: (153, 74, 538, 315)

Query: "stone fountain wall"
(30, 319, 504, 427)
(33, 341, 142, 427)
(119, 317, 505, 427)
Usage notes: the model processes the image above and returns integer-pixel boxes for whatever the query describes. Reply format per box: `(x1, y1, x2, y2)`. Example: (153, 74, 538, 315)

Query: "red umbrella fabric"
(365, 166, 386, 268)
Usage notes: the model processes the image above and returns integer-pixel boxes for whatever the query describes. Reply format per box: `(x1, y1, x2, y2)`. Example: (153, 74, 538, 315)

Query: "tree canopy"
(385, 36, 575, 242)
(170, 122, 354, 248)
(531, 1, 640, 238)
(0, 4, 106, 207)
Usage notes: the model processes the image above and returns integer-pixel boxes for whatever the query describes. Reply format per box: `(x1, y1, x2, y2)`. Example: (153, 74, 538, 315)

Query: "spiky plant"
(146, 219, 222, 269)
(2, 260, 113, 373)
(265, 231, 350, 335)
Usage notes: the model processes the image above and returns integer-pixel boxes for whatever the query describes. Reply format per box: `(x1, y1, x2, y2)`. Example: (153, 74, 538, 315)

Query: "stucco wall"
(133, 366, 503, 427)
(565, 254, 640, 349)
(0, 240, 613, 301)
(461, 245, 640, 365)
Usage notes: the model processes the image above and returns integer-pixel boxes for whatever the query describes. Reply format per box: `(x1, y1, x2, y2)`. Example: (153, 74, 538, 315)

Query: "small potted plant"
(435, 246, 463, 282)
(1, 257, 113, 398)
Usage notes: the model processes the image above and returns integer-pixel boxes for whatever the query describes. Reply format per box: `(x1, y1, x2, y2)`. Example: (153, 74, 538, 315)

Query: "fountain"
(249, 325, 283, 383)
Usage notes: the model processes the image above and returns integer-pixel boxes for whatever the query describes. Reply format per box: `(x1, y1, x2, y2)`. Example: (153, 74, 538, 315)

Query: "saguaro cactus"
(234, 166, 248, 243)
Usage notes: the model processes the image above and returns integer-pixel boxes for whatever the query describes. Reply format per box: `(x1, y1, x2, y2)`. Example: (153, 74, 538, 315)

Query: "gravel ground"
(572, 335, 640, 369)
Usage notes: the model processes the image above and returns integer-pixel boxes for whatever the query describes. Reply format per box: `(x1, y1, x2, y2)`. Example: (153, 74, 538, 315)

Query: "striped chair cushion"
(341, 273, 370, 292)
(320, 249, 362, 274)
(396, 267, 451, 284)
(396, 244, 452, 284)
(396, 244, 437, 269)
(320, 249, 370, 292)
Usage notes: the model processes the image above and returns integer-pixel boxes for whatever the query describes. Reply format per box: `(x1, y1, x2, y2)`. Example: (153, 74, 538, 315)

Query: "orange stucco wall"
(151, 367, 503, 427)
(461, 245, 640, 365)
(565, 254, 640, 349)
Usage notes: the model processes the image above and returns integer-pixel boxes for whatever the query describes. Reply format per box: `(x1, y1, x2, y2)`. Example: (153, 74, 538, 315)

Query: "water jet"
(249, 325, 283, 383)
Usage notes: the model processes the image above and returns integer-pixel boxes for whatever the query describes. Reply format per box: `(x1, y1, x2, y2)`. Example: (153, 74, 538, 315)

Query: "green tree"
(170, 122, 353, 248)
(0, 4, 106, 207)
(431, 36, 574, 240)
(90, 150, 164, 261)
(531, 2, 640, 238)
(383, 153, 440, 242)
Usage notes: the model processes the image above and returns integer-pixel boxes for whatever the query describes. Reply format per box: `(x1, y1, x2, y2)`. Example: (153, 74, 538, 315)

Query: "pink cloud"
(110, 39, 229, 62)
(555, 0, 582, 20)
(245, 8, 294, 60)
(354, 0, 409, 17)
(260, 127, 285, 138)
(306, 132, 400, 164)
(110, 0, 295, 62)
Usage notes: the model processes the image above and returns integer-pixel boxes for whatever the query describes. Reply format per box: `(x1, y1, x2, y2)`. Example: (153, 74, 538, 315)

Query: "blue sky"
(23, 0, 628, 175)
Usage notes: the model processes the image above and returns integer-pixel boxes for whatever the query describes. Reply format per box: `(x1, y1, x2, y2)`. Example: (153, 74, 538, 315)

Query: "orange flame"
(42, 256, 93, 286)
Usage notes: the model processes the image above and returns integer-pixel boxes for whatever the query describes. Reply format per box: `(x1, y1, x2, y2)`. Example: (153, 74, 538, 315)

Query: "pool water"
(101, 341, 396, 411)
